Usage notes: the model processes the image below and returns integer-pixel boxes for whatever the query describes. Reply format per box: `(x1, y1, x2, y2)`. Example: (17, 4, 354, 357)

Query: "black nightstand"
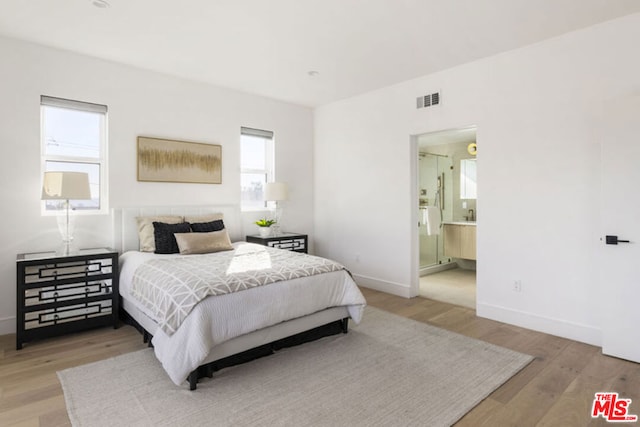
(16, 248, 119, 350)
(246, 233, 308, 253)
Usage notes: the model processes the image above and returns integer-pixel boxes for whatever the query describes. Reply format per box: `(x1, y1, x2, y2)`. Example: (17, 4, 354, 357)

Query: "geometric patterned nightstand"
(246, 233, 308, 253)
(16, 248, 119, 350)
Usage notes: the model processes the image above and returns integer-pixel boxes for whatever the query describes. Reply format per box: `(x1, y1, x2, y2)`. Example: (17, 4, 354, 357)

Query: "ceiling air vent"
(416, 92, 441, 109)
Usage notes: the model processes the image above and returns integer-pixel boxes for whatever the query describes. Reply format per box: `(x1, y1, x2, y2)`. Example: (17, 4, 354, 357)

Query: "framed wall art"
(137, 136, 222, 184)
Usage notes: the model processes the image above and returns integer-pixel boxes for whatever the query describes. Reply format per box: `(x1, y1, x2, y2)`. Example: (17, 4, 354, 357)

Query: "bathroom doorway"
(415, 126, 477, 309)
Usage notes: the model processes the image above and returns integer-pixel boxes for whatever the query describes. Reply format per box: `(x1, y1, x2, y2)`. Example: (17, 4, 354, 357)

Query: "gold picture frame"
(137, 136, 222, 184)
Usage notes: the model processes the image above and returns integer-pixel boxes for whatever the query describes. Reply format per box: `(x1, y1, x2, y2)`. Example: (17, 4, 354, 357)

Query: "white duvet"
(119, 245, 366, 385)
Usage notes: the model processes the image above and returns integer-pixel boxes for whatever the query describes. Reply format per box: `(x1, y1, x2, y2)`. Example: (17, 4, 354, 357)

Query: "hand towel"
(425, 206, 441, 236)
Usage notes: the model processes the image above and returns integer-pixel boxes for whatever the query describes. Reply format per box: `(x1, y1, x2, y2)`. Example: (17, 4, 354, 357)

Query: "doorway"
(414, 126, 477, 309)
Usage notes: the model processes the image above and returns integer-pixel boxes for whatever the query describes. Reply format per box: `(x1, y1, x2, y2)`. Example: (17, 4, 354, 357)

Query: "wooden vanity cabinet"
(443, 224, 476, 260)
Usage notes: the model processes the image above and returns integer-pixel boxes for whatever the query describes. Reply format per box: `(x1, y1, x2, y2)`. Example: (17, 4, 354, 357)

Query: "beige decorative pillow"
(174, 229, 234, 255)
(183, 213, 224, 223)
(136, 215, 184, 252)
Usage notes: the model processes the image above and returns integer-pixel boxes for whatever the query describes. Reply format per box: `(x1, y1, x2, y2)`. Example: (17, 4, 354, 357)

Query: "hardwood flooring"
(1, 289, 638, 426)
(362, 288, 640, 427)
(0, 325, 147, 426)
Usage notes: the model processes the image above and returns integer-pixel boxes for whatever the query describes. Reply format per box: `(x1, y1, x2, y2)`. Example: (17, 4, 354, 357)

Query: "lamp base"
(270, 204, 283, 237)
(56, 201, 77, 256)
(57, 241, 78, 256)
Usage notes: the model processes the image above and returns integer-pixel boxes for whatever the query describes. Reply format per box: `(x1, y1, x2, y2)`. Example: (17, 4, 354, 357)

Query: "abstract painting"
(137, 136, 222, 184)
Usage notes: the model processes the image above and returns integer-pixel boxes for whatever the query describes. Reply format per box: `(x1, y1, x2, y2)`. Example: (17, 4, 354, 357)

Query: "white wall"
(0, 36, 314, 334)
(314, 13, 640, 345)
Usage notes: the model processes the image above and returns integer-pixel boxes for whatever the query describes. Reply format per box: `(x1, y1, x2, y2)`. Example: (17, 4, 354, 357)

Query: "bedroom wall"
(0, 36, 314, 334)
(314, 13, 640, 346)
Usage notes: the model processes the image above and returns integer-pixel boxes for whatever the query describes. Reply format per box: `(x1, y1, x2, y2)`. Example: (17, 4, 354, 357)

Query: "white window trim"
(40, 96, 109, 216)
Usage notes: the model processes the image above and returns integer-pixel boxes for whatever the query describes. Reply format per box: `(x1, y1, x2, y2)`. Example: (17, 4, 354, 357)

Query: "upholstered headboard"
(113, 205, 243, 253)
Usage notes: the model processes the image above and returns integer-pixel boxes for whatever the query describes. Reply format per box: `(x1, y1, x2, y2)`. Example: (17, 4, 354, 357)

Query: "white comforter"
(119, 245, 366, 385)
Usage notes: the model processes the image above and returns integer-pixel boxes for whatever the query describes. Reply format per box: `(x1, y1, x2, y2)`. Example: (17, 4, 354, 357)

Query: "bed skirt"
(120, 299, 350, 390)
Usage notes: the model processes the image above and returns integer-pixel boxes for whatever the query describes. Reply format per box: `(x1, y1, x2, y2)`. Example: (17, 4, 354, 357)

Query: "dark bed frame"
(120, 307, 349, 390)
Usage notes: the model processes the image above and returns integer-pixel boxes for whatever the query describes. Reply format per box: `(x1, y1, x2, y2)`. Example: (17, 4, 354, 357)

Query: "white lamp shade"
(264, 182, 288, 201)
(41, 171, 91, 200)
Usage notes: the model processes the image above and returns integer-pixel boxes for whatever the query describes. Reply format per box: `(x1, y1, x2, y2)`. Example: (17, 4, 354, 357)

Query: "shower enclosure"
(419, 152, 454, 273)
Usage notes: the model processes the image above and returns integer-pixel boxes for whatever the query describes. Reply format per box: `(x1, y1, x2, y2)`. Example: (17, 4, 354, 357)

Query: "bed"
(114, 205, 366, 390)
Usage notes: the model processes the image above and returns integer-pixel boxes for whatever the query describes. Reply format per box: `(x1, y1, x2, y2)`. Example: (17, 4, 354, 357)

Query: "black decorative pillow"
(153, 221, 191, 254)
(190, 219, 225, 233)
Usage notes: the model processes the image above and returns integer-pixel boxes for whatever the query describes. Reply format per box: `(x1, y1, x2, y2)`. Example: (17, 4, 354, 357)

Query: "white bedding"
(119, 244, 366, 385)
(130, 243, 349, 335)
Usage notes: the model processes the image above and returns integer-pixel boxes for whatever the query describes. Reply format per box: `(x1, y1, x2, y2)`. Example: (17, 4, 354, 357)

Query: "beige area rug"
(58, 307, 531, 427)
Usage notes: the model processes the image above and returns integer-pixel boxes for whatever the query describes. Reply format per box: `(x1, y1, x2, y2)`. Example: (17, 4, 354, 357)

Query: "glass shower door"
(419, 153, 453, 270)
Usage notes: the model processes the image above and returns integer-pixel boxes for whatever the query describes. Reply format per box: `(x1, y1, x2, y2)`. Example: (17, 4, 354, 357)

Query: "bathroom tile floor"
(419, 268, 476, 310)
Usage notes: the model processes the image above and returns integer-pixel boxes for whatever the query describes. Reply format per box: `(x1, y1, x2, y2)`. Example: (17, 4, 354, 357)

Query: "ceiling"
(1, 0, 638, 107)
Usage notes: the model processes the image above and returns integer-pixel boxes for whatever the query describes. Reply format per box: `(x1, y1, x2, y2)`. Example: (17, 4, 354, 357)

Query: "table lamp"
(264, 182, 288, 236)
(41, 171, 91, 255)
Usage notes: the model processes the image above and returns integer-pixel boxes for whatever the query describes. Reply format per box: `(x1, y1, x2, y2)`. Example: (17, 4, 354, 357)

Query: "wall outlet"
(355, 253, 361, 263)
(513, 280, 522, 292)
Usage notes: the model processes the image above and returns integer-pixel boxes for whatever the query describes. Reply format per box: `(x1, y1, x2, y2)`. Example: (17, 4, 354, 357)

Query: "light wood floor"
(1, 289, 638, 426)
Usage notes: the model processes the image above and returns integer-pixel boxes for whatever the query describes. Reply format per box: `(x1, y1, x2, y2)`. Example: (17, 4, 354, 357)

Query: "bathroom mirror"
(460, 158, 477, 199)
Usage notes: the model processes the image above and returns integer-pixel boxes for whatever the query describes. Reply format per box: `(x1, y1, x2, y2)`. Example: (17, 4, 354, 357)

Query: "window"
(460, 158, 477, 200)
(240, 127, 274, 211)
(41, 96, 108, 213)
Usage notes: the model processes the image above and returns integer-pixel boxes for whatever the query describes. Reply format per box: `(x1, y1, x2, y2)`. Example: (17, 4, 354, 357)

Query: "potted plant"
(255, 218, 276, 238)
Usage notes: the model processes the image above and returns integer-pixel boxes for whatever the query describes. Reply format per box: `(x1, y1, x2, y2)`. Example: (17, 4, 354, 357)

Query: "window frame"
(40, 96, 109, 215)
(240, 127, 275, 212)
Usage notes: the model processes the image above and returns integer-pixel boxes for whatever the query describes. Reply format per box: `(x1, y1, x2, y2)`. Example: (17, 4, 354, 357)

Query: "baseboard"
(352, 274, 412, 298)
(477, 302, 601, 347)
(0, 316, 15, 336)
(419, 262, 457, 276)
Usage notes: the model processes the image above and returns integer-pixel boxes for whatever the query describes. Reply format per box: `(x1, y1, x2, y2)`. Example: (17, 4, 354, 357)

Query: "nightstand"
(246, 232, 308, 253)
(16, 248, 119, 350)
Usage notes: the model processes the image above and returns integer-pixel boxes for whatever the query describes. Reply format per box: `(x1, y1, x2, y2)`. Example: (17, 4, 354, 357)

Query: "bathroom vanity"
(443, 222, 476, 260)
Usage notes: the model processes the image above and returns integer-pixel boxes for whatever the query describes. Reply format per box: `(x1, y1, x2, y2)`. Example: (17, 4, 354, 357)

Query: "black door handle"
(606, 235, 631, 245)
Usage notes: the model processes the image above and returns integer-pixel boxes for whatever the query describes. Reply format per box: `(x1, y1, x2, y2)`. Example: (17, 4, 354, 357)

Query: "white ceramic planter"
(258, 227, 272, 238)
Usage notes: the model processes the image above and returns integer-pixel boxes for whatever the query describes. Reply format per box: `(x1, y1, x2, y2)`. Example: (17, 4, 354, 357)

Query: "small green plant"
(255, 218, 276, 227)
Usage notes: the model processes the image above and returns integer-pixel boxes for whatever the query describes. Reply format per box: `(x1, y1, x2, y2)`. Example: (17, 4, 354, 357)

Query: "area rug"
(58, 307, 532, 427)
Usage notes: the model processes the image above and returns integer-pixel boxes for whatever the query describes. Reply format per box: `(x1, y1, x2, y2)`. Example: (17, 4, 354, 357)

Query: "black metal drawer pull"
(605, 235, 631, 245)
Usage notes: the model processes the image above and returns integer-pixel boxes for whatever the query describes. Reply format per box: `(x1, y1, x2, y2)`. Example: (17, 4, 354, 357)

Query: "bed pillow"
(153, 221, 192, 254)
(174, 229, 234, 255)
(136, 215, 183, 252)
(190, 219, 225, 233)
